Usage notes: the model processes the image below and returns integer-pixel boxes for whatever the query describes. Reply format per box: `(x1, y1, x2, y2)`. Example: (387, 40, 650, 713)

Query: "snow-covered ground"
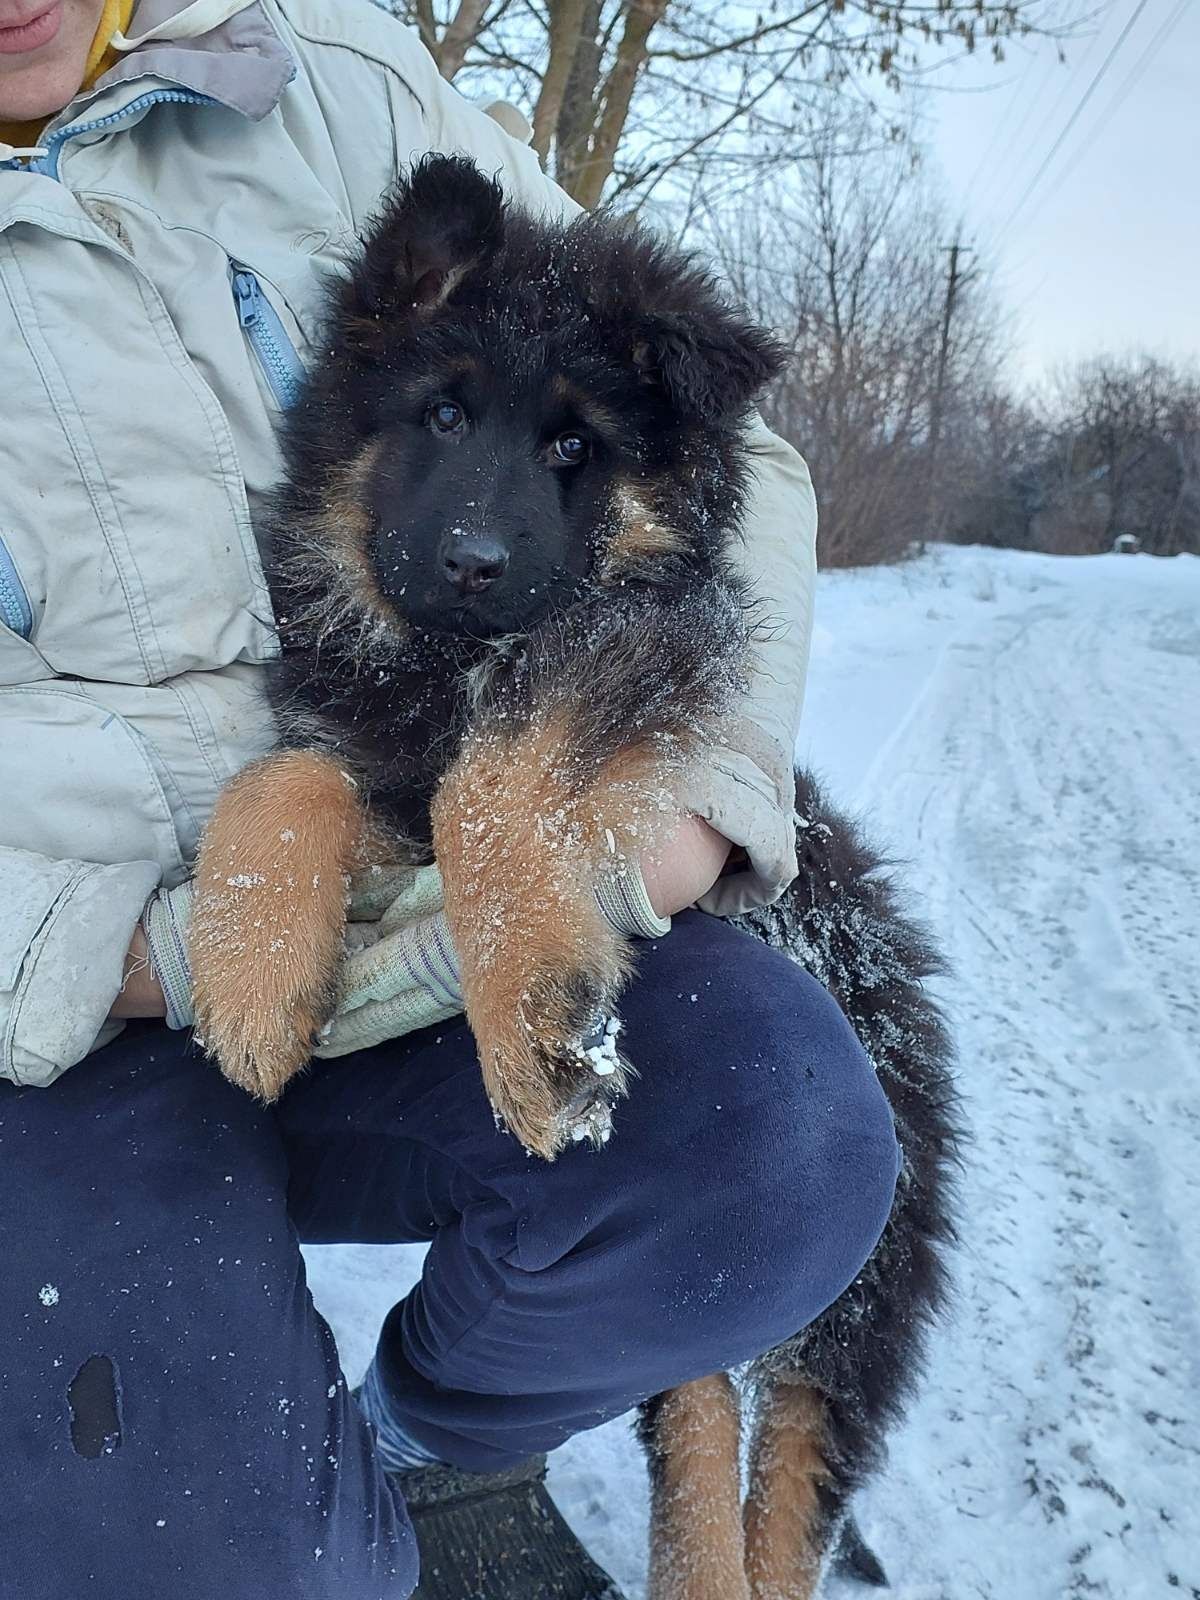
(304, 544, 1200, 1598)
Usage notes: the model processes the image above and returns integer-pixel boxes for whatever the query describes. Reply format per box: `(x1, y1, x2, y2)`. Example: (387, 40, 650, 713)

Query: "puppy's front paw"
(188, 753, 366, 1102)
(190, 878, 339, 1102)
(193, 978, 331, 1103)
(472, 973, 631, 1159)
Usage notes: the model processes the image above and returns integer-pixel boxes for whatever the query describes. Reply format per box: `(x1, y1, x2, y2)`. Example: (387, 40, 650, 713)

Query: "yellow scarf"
(1, 0, 136, 151)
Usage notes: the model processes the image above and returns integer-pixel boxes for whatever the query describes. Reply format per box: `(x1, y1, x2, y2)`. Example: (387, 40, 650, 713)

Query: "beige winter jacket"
(0, 0, 817, 1087)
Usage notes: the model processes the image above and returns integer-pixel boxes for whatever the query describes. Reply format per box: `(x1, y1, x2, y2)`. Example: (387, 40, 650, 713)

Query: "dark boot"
(392, 1455, 627, 1599)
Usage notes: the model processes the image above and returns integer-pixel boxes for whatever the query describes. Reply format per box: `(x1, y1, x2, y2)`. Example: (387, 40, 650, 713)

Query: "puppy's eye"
(552, 432, 589, 465)
(428, 400, 466, 434)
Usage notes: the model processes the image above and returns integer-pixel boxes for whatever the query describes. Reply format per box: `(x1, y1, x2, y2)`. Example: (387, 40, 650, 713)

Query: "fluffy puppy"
(191, 155, 782, 1157)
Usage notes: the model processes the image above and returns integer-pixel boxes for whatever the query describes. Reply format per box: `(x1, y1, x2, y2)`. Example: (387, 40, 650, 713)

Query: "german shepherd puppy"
(190, 155, 960, 1596)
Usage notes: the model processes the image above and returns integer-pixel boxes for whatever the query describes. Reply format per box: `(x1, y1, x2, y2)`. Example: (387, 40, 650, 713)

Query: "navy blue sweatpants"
(0, 913, 898, 1600)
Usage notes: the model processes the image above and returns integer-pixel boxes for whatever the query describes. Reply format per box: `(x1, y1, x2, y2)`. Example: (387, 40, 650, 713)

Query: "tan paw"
(470, 968, 631, 1159)
(189, 876, 341, 1102)
(188, 751, 369, 1101)
(193, 982, 331, 1103)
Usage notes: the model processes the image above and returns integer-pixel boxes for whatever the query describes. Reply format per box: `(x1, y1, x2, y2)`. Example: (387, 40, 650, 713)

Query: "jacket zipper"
(0, 537, 33, 639)
(13, 94, 306, 411)
(230, 265, 307, 409)
(26, 88, 216, 179)
(6, 91, 306, 414)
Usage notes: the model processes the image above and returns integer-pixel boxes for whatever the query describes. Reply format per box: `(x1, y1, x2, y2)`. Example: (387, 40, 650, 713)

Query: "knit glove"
(143, 858, 670, 1053)
(142, 879, 196, 1031)
(312, 865, 461, 1057)
(138, 868, 454, 1039)
(314, 857, 671, 1058)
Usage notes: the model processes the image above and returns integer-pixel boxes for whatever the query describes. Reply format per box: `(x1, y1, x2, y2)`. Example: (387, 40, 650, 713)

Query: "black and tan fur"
(190, 156, 960, 1594)
(193, 155, 772, 1152)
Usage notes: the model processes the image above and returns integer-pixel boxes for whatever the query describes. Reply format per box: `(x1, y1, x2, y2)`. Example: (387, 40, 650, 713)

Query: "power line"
(1111, 0, 1190, 103)
(973, 0, 1101, 213)
(1020, 0, 1190, 227)
(999, 0, 1157, 234)
(1000, 0, 1190, 273)
(966, 55, 1058, 201)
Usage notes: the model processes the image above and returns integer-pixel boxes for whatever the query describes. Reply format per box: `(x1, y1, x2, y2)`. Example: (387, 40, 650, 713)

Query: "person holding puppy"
(0, 1, 899, 1595)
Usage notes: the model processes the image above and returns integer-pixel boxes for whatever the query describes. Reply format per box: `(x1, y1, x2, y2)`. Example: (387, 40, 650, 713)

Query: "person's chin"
(0, 3, 94, 120)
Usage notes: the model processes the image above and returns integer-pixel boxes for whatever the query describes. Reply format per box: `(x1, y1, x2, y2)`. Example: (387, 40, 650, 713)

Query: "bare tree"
(1031, 357, 1200, 556)
(384, 0, 1066, 210)
(948, 390, 1047, 550)
(704, 118, 1003, 566)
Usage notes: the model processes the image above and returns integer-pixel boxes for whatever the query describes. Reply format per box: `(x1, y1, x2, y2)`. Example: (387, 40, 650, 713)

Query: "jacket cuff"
(677, 743, 798, 919)
(142, 880, 196, 1030)
(5, 859, 162, 1086)
(594, 860, 671, 939)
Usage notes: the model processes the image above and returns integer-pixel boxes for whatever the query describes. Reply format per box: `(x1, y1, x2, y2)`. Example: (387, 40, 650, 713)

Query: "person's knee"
(731, 969, 899, 1342)
(615, 925, 901, 1364)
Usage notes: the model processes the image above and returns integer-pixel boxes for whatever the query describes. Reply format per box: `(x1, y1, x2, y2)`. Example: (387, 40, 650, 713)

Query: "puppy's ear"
(348, 155, 505, 339)
(633, 306, 787, 425)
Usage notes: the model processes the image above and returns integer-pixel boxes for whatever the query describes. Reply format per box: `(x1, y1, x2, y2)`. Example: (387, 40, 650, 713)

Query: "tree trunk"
(572, 0, 670, 210)
(555, 0, 604, 197)
(531, 0, 590, 165)
(411, 0, 437, 57)
(437, 0, 490, 80)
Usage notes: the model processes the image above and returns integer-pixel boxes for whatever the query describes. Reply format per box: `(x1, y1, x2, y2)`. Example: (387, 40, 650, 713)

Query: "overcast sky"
(924, 0, 1200, 390)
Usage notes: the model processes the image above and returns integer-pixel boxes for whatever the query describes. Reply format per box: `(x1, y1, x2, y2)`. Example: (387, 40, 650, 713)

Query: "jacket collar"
(72, 0, 293, 122)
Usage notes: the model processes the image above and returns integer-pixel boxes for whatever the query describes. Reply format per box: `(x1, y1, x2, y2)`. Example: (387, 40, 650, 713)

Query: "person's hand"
(115, 825, 724, 1041)
(639, 816, 732, 918)
(316, 852, 676, 1058)
(126, 868, 439, 1034)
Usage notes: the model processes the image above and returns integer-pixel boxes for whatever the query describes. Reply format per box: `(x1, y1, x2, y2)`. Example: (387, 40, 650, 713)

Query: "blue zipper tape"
(0, 536, 33, 639)
(230, 264, 307, 409)
(29, 88, 216, 179)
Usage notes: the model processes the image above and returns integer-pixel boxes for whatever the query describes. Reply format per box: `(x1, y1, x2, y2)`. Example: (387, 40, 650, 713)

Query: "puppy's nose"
(441, 533, 510, 595)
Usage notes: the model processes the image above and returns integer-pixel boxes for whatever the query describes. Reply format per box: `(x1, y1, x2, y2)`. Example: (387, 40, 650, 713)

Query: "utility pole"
(925, 239, 974, 545)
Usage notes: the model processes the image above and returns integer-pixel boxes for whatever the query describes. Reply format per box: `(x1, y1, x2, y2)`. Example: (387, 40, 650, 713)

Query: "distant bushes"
(704, 138, 1198, 567)
(951, 357, 1200, 559)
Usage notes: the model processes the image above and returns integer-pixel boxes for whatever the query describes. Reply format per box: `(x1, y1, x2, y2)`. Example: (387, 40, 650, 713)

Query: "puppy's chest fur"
(266, 621, 487, 855)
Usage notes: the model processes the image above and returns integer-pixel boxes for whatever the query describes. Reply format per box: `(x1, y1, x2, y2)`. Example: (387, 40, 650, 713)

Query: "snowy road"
(304, 546, 1200, 1598)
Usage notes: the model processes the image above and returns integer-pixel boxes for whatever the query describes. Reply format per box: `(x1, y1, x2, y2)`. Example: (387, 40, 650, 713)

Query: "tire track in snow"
(843, 556, 1200, 1600)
